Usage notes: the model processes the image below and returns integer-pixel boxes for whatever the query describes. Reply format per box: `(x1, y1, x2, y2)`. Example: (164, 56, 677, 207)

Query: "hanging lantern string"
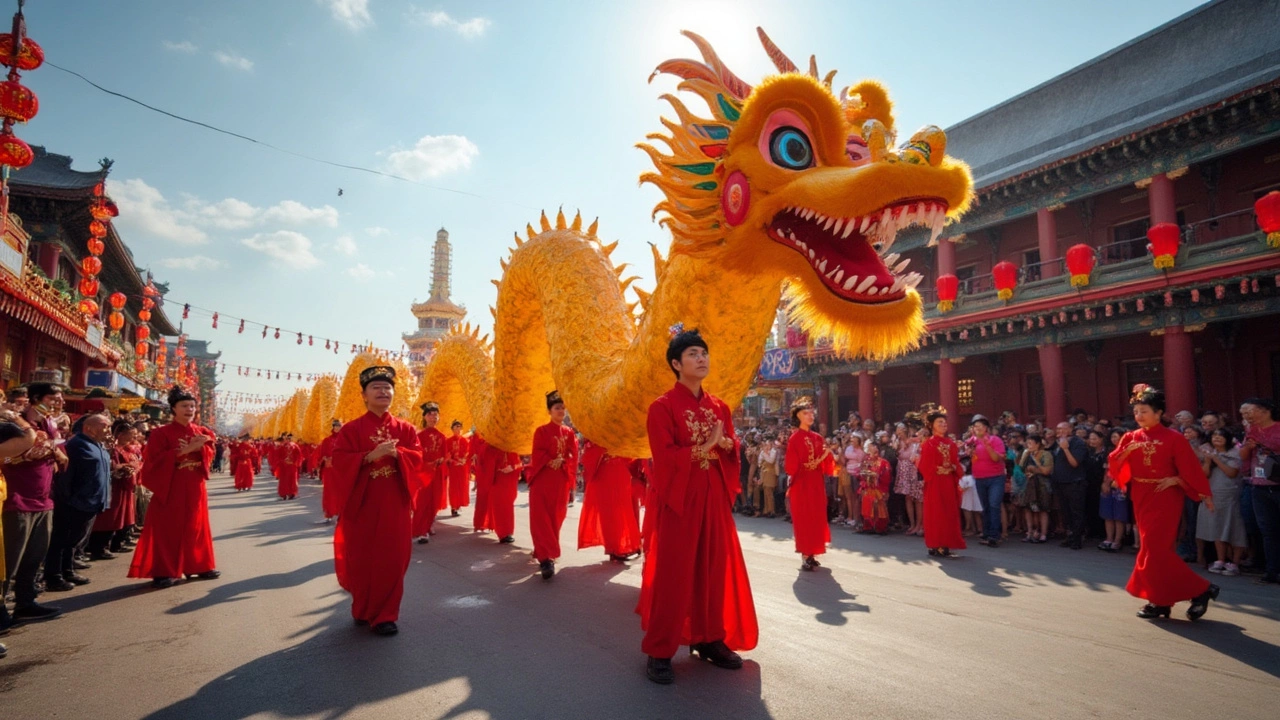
(164, 298, 409, 358)
(194, 359, 336, 381)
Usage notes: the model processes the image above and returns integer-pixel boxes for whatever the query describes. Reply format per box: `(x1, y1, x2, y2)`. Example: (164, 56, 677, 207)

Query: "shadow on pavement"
(935, 555, 1016, 598)
(791, 569, 869, 625)
(166, 559, 332, 615)
(1153, 618, 1280, 680)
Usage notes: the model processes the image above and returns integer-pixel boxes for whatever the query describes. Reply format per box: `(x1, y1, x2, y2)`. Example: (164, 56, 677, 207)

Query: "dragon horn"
(556, 207, 567, 230)
(808, 55, 818, 79)
(570, 212, 582, 232)
(587, 218, 599, 237)
(756, 27, 797, 73)
(539, 211, 551, 232)
(680, 30, 752, 100)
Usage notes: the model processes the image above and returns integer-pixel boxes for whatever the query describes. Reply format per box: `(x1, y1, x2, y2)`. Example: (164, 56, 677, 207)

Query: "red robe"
(1109, 424, 1212, 606)
(470, 434, 494, 531)
(232, 442, 258, 490)
(637, 383, 757, 659)
(93, 445, 140, 532)
(919, 435, 966, 551)
(785, 429, 835, 556)
(412, 426, 447, 537)
(269, 443, 281, 479)
(315, 432, 340, 486)
(577, 443, 642, 556)
(445, 434, 471, 510)
(276, 441, 302, 498)
(323, 411, 423, 625)
(485, 446, 523, 538)
(128, 422, 217, 579)
(859, 456, 892, 533)
(527, 421, 578, 562)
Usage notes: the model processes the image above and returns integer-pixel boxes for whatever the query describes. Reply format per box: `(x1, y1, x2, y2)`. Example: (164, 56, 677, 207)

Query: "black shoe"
(499, 536, 515, 544)
(451, 510, 460, 517)
(801, 555, 817, 572)
(1137, 603, 1171, 619)
(12, 603, 62, 621)
(417, 536, 430, 544)
(0, 642, 6, 658)
(91, 550, 117, 560)
(195, 570, 221, 580)
(151, 577, 176, 589)
(372, 621, 398, 636)
(1255, 575, 1279, 585)
(72, 559, 91, 570)
(539, 560, 555, 580)
(1069, 541, 1083, 550)
(1059, 540, 1073, 548)
(690, 640, 743, 669)
(646, 656, 674, 685)
(1187, 584, 1220, 621)
(353, 618, 369, 626)
(65, 573, 91, 586)
(45, 577, 75, 592)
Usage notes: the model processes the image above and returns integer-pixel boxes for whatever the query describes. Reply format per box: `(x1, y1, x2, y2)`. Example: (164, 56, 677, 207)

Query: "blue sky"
(25, 0, 1205, 417)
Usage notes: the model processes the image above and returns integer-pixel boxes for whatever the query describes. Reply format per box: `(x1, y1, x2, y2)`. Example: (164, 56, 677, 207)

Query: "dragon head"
(641, 29, 973, 359)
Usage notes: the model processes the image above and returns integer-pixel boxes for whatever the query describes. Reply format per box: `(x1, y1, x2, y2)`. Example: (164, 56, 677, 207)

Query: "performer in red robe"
(638, 328, 756, 685)
(275, 434, 302, 500)
(858, 443, 892, 535)
(1110, 384, 1218, 620)
(469, 433, 494, 532)
(412, 403, 447, 542)
(785, 397, 834, 571)
(919, 406, 966, 557)
(314, 419, 342, 521)
(268, 438, 282, 480)
(528, 390, 579, 579)
(232, 435, 258, 491)
(322, 365, 423, 636)
(444, 421, 471, 515)
(128, 386, 220, 589)
(577, 442, 642, 562)
(485, 445, 523, 543)
(87, 419, 141, 558)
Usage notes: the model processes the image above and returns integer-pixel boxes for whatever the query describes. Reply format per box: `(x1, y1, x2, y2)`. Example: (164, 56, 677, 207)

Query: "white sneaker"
(1207, 561, 1225, 574)
(1222, 562, 1240, 576)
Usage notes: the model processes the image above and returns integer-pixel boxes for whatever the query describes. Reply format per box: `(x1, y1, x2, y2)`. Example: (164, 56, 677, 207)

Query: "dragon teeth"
(856, 276, 877, 294)
(817, 258, 828, 273)
(894, 258, 911, 273)
(841, 221, 857, 240)
(843, 274, 859, 291)
(833, 269, 844, 284)
(884, 252, 900, 266)
(859, 216, 871, 234)
(808, 249, 815, 260)
(904, 272, 923, 289)
(831, 218, 843, 235)
(823, 216, 836, 233)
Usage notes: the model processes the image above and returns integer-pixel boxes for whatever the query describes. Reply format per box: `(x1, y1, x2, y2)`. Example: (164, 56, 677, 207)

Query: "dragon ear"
(843, 80, 895, 138)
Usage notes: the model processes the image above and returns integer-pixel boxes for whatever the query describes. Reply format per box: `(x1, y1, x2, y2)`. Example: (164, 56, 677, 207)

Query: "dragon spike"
(649, 242, 667, 278)
(634, 287, 652, 309)
(619, 275, 640, 292)
(539, 211, 551, 232)
(614, 263, 630, 277)
(570, 211, 582, 232)
(490, 279, 501, 288)
(526, 223, 536, 239)
(678, 30, 753, 100)
(587, 218, 599, 237)
(627, 302, 639, 315)
(556, 206, 567, 230)
(499, 258, 509, 272)
(471, 326, 480, 339)
(480, 334, 490, 347)
(601, 239, 619, 257)
(512, 232, 523, 248)
(489, 306, 497, 319)
(808, 55, 818, 79)
(822, 69, 837, 88)
(756, 27, 797, 73)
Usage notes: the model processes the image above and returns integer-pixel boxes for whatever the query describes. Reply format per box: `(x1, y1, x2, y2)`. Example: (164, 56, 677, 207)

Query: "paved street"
(2, 470, 1278, 720)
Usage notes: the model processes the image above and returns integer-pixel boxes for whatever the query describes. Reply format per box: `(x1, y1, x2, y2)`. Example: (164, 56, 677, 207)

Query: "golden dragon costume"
(414, 29, 973, 458)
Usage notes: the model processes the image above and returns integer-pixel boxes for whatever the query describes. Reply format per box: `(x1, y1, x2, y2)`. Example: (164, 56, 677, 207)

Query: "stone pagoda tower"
(403, 228, 466, 379)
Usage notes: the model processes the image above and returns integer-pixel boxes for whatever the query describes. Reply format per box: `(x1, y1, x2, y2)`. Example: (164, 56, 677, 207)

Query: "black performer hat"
(451, 419, 463, 428)
(790, 396, 816, 423)
(167, 385, 196, 408)
(1129, 384, 1165, 413)
(359, 365, 396, 389)
(546, 390, 564, 410)
(420, 401, 440, 414)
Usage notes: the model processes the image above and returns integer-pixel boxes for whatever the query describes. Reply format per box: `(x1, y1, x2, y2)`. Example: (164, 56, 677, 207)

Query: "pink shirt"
(967, 435, 1007, 479)
(1242, 422, 1280, 486)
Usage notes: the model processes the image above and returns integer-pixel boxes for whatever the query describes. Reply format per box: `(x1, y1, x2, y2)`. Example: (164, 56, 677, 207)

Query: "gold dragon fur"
(413, 29, 973, 458)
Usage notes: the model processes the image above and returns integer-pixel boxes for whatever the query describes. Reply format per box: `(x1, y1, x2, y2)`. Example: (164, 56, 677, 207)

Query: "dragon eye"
(769, 127, 813, 170)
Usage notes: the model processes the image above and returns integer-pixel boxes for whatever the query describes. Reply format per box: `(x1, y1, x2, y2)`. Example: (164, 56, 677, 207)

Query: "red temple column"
(1163, 326, 1196, 416)
(816, 381, 830, 436)
(938, 359, 959, 419)
(37, 243, 60, 279)
(1148, 173, 1177, 226)
(937, 236, 956, 277)
(1036, 207, 1061, 279)
(69, 353, 88, 390)
(1037, 343, 1066, 424)
(858, 371, 876, 422)
(19, 339, 37, 383)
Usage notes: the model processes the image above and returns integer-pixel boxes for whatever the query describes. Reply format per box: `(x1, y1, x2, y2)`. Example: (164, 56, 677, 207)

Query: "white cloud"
(345, 263, 376, 280)
(410, 8, 490, 38)
(383, 134, 479, 180)
(241, 231, 319, 269)
(365, 226, 390, 237)
(262, 200, 339, 227)
(183, 196, 337, 230)
(108, 179, 208, 245)
(163, 40, 198, 54)
(322, 0, 372, 30)
(213, 50, 254, 72)
(157, 255, 224, 271)
(332, 235, 358, 256)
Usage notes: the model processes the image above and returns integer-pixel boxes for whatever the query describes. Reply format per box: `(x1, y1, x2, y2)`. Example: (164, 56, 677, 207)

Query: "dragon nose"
(898, 126, 947, 167)
(861, 119, 894, 163)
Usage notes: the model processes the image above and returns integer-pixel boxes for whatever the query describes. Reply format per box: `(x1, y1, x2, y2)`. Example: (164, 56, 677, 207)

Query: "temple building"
(771, 1, 1280, 431)
(404, 228, 466, 378)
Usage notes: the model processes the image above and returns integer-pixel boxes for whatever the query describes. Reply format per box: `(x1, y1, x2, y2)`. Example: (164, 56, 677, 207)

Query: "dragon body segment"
(415, 29, 974, 458)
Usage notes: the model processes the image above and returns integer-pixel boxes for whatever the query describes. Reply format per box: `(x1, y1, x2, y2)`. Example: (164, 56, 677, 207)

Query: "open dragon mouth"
(768, 198, 948, 304)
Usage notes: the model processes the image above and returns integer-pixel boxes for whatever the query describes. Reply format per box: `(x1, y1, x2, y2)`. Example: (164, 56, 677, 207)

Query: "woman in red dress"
(785, 397, 834, 571)
(918, 406, 965, 558)
(1109, 385, 1218, 620)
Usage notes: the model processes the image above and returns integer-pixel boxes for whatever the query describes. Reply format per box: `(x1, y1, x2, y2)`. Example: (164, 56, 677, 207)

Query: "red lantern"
(0, 79, 38, 122)
(936, 274, 958, 312)
(136, 325, 151, 340)
(88, 220, 108, 238)
(141, 297, 155, 310)
(89, 201, 116, 221)
(992, 261, 1018, 301)
(78, 277, 99, 297)
(134, 358, 146, 373)
(108, 291, 126, 310)
(1256, 191, 1280, 249)
(135, 341, 148, 356)
(138, 309, 151, 322)
(87, 238, 105, 255)
(1065, 244, 1096, 287)
(108, 311, 124, 331)
(78, 298, 99, 316)
(143, 284, 158, 297)
(80, 256, 102, 275)
(0, 34, 44, 71)
(1146, 222, 1180, 269)
(0, 128, 33, 168)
